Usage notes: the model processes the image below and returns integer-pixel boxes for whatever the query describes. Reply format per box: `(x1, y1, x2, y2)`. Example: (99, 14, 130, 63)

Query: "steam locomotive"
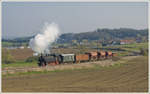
(38, 51, 117, 66)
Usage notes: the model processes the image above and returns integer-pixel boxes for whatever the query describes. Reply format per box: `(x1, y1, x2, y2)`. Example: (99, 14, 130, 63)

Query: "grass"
(2, 66, 96, 77)
(2, 42, 14, 47)
(3, 59, 125, 77)
(2, 41, 28, 47)
(2, 61, 37, 68)
(114, 42, 147, 48)
(105, 42, 148, 49)
(114, 42, 148, 51)
(3, 70, 50, 77)
(104, 42, 148, 56)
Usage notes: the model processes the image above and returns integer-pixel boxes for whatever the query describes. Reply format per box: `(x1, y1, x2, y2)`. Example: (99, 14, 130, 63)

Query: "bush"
(26, 56, 38, 62)
(2, 48, 15, 64)
(140, 48, 148, 56)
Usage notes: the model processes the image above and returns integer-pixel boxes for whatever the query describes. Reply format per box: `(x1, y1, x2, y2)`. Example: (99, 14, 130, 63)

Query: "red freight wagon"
(75, 54, 89, 63)
(105, 51, 112, 58)
(98, 51, 106, 59)
(106, 51, 113, 57)
(86, 52, 98, 61)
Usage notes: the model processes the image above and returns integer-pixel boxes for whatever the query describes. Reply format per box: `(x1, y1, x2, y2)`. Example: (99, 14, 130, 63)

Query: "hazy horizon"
(2, 28, 148, 40)
(2, 2, 148, 39)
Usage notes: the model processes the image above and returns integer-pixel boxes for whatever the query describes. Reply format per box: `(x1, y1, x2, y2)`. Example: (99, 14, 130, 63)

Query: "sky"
(2, 2, 148, 39)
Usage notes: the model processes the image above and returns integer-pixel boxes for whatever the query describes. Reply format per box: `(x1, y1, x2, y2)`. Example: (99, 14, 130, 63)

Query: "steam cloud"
(29, 22, 60, 54)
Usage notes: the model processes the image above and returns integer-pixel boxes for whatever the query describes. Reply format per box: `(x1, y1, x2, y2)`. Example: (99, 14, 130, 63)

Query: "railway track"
(2, 56, 140, 75)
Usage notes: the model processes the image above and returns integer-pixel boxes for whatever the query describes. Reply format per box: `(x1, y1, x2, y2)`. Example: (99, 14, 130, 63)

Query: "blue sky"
(2, 2, 148, 39)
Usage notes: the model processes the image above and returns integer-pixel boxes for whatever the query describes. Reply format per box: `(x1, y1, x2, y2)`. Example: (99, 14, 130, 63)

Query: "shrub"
(140, 48, 148, 56)
(26, 56, 38, 62)
(2, 48, 15, 64)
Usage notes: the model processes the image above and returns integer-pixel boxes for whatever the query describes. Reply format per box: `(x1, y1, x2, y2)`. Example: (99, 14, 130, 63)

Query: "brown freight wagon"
(86, 52, 98, 61)
(106, 51, 113, 58)
(97, 51, 106, 59)
(75, 54, 89, 63)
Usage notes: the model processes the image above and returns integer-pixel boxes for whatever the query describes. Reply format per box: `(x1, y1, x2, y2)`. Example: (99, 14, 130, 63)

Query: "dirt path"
(2, 56, 140, 75)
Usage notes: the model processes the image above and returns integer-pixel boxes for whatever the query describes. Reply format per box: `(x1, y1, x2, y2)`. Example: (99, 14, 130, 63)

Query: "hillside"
(2, 28, 148, 44)
(58, 28, 148, 43)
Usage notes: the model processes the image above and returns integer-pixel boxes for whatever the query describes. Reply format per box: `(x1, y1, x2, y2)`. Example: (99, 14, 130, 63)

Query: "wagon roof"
(61, 54, 75, 56)
(99, 51, 106, 52)
(44, 53, 60, 56)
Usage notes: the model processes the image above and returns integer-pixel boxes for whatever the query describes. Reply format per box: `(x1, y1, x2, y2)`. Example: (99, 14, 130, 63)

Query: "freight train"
(38, 51, 117, 66)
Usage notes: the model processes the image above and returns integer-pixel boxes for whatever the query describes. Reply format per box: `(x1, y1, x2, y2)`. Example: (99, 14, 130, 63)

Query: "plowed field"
(2, 56, 148, 92)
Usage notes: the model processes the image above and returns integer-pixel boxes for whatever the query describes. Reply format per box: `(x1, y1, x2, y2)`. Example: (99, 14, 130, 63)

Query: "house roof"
(120, 40, 134, 43)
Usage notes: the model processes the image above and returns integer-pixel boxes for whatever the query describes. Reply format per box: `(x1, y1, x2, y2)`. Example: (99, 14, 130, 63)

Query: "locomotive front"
(38, 54, 60, 66)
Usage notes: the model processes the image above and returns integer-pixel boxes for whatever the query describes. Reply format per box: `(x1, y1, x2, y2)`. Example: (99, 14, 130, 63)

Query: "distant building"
(19, 46, 24, 49)
(5, 47, 18, 49)
(33, 53, 38, 56)
(27, 46, 30, 48)
(120, 40, 134, 45)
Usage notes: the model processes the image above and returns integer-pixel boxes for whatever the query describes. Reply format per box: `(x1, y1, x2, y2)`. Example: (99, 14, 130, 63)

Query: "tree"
(140, 48, 148, 56)
(2, 48, 15, 64)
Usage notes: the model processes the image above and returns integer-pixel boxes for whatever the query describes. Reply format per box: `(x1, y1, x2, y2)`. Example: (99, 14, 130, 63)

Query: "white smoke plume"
(29, 22, 60, 54)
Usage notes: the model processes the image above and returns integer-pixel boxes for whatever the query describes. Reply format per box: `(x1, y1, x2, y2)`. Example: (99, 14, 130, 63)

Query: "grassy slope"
(2, 41, 28, 47)
(110, 42, 148, 51)
(2, 61, 37, 68)
(105, 42, 148, 56)
(2, 56, 148, 92)
(2, 42, 14, 47)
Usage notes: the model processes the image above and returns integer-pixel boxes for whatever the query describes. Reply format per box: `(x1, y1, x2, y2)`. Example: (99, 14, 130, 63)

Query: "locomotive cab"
(38, 54, 59, 66)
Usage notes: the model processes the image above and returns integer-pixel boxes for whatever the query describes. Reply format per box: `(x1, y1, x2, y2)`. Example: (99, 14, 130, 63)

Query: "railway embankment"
(2, 56, 140, 75)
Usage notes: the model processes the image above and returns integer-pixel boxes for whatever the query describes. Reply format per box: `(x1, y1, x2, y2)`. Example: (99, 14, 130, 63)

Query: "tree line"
(2, 28, 148, 44)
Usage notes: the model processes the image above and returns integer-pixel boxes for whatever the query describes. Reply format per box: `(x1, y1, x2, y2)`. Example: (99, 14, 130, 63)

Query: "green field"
(2, 41, 28, 47)
(2, 61, 37, 68)
(107, 42, 148, 52)
(103, 42, 148, 56)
